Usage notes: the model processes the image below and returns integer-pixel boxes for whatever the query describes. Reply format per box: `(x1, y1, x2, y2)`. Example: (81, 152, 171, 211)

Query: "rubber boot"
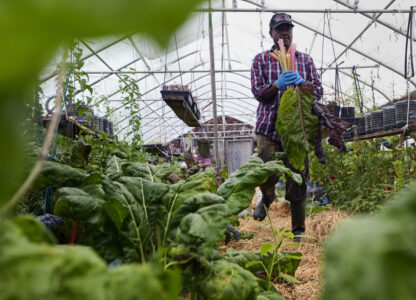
(291, 199, 306, 242)
(253, 196, 274, 221)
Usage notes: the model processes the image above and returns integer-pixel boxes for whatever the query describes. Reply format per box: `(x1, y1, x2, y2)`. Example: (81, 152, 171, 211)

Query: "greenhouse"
(1, 0, 416, 299)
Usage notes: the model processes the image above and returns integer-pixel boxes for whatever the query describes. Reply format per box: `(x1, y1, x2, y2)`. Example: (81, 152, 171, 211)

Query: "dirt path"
(226, 192, 348, 300)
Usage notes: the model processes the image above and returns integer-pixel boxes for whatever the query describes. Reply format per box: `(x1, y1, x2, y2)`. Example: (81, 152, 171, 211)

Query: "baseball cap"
(269, 13, 294, 30)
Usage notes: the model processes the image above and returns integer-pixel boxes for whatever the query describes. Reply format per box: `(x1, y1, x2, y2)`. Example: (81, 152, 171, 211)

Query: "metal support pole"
(196, 8, 411, 13)
(333, 0, 416, 43)
(239, 0, 415, 87)
(128, 37, 161, 85)
(79, 64, 379, 74)
(79, 39, 125, 83)
(322, 0, 396, 74)
(209, 2, 221, 168)
(292, 19, 416, 87)
(81, 69, 250, 74)
(40, 34, 131, 83)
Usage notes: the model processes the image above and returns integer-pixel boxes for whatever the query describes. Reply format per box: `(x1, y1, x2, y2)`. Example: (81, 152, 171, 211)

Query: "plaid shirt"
(251, 45, 323, 141)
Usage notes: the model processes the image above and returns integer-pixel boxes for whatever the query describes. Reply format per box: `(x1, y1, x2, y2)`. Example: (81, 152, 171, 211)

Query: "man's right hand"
(275, 71, 298, 89)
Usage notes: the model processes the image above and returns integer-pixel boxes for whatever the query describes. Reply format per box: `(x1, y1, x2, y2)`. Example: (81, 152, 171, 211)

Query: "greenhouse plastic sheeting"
(40, 0, 416, 143)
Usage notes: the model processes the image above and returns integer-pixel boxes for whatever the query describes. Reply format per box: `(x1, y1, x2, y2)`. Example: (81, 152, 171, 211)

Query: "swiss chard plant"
(16, 155, 303, 299)
(0, 216, 181, 300)
(276, 88, 319, 171)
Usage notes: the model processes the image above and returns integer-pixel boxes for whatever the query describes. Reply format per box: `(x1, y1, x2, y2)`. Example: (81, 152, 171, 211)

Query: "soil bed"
(226, 193, 348, 300)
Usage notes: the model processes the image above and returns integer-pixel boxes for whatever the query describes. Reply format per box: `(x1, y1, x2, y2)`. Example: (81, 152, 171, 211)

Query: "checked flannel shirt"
(251, 45, 323, 141)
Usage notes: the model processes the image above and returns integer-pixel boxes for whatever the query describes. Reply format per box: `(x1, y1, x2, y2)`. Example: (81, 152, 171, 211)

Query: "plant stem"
(0, 49, 68, 216)
(162, 191, 180, 247)
(139, 178, 155, 252)
(265, 209, 279, 290)
(297, 88, 308, 141)
(127, 203, 146, 263)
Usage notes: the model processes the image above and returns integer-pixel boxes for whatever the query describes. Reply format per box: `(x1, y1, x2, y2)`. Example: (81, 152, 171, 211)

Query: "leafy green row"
(0, 217, 181, 300)
(2, 154, 303, 299)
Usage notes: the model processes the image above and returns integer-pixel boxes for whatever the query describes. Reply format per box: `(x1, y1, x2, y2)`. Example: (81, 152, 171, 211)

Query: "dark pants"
(256, 134, 308, 233)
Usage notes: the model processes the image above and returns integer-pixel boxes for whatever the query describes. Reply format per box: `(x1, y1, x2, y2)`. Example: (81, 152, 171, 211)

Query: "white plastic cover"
(40, 0, 416, 143)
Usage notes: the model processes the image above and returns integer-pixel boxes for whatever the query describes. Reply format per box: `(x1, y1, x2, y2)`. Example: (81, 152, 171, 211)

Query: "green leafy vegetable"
(256, 291, 287, 300)
(276, 88, 319, 171)
(218, 155, 302, 215)
(121, 162, 176, 183)
(0, 218, 180, 300)
(12, 215, 56, 244)
(323, 184, 416, 299)
(22, 157, 304, 298)
(195, 260, 262, 300)
(43, 162, 222, 262)
(55, 187, 101, 223)
(222, 248, 302, 278)
(34, 161, 88, 189)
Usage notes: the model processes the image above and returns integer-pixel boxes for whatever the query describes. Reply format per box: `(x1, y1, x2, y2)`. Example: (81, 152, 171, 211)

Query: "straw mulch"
(226, 191, 349, 300)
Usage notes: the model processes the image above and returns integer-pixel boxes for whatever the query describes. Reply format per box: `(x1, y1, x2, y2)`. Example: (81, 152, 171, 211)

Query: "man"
(251, 13, 323, 238)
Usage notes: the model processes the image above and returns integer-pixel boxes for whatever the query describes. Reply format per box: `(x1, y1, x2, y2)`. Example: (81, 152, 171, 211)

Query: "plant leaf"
(260, 243, 275, 255)
(279, 273, 302, 284)
(276, 88, 319, 171)
(102, 199, 129, 232)
(218, 155, 302, 216)
(245, 260, 264, 269)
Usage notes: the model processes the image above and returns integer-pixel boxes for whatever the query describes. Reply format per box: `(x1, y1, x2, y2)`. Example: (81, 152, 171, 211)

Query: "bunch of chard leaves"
(276, 88, 347, 171)
(276, 88, 319, 171)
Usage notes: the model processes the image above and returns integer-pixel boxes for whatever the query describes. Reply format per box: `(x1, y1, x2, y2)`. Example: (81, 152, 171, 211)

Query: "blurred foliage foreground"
(0, 0, 204, 210)
(323, 182, 416, 300)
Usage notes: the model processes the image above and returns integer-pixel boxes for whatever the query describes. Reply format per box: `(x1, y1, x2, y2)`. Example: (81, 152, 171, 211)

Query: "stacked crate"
(365, 113, 372, 134)
(370, 111, 384, 132)
(395, 100, 416, 127)
(382, 106, 396, 130)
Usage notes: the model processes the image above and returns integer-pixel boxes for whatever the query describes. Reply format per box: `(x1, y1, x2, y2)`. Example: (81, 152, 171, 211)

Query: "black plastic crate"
(341, 107, 355, 125)
(395, 100, 416, 127)
(342, 127, 354, 139)
(355, 117, 366, 135)
(365, 113, 373, 134)
(341, 107, 355, 119)
(108, 121, 114, 136)
(382, 106, 396, 130)
(371, 110, 383, 133)
(333, 105, 341, 118)
(103, 118, 109, 133)
(98, 117, 104, 132)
